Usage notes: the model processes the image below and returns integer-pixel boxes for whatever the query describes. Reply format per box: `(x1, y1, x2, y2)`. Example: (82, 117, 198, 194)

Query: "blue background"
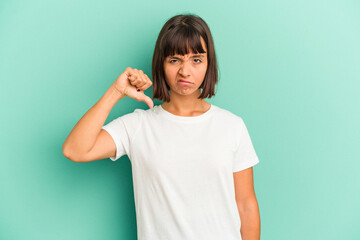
(1, 0, 359, 239)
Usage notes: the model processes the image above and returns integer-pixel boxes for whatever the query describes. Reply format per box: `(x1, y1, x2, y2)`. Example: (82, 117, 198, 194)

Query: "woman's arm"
(62, 85, 125, 162)
(62, 67, 153, 162)
(233, 167, 261, 240)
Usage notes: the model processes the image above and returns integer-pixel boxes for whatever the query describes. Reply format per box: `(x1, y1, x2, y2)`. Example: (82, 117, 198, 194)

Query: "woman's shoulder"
(129, 105, 162, 119)
(212, 104, 244, 123)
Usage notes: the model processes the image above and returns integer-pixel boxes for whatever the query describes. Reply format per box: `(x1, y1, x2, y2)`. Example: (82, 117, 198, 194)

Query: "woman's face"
(163, 37, 208, 96)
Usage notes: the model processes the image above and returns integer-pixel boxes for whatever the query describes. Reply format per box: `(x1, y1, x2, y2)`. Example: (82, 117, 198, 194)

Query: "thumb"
(138, 93, 154, 109)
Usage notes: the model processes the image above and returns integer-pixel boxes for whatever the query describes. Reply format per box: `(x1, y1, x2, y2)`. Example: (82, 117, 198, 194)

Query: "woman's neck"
(161, 100, 211, 117)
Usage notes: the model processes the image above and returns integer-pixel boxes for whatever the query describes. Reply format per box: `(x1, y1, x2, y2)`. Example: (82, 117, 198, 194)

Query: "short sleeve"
(233, 118, 260, 172)
(101, 109, 143, 161)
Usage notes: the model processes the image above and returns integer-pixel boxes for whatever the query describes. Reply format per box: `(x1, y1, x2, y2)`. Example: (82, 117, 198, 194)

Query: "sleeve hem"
(101, 126, 126, 161)
(233, 156, 259, 173)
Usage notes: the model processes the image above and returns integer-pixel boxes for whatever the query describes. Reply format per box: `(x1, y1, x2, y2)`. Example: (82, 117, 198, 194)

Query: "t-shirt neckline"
(158, 104, 214, 122)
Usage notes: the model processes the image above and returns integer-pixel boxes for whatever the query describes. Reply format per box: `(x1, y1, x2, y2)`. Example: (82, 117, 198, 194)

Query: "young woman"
(63, 14, 260, 240)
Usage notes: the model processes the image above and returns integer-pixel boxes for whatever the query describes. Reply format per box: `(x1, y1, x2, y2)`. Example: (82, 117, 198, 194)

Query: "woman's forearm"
(238, 200, 261, 240)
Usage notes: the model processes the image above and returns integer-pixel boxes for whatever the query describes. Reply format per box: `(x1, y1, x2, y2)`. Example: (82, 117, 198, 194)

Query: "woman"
(63, 14, 260, 240)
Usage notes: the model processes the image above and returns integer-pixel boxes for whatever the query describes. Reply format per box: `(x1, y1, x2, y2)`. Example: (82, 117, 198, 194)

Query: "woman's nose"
(178, 60, 191, 76)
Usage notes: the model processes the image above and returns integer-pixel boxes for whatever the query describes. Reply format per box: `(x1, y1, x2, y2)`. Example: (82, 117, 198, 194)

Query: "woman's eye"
(169, 59, 202, 63)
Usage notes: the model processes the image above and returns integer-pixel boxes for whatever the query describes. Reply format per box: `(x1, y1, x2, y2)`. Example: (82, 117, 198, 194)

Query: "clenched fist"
(112, 67, 154, 109)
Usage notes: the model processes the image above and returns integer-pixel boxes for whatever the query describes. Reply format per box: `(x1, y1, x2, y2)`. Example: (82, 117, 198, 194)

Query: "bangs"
(162, 27, 207, 57)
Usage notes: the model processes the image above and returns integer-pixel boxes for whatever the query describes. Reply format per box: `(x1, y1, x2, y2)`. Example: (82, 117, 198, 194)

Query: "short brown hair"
(152, 14, 219, 102)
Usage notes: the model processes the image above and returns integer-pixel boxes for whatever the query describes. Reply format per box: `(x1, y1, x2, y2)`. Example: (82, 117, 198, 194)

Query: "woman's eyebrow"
(170, 54, 206, 59)
(192, 54, 205, 58)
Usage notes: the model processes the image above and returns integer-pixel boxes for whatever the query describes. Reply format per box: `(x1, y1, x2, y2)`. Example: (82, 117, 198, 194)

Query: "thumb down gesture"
(112, 67, 154, 109)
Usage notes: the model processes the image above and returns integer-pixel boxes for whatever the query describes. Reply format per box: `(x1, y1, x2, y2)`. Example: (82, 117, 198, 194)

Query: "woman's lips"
(178, 80, 193, 85)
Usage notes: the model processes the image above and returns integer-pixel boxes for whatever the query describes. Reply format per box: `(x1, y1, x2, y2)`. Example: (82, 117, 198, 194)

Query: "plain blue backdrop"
(0, 0, 359, 239)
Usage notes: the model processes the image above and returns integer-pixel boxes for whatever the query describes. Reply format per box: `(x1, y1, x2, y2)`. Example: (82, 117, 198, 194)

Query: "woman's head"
(152, 14, 218, 102)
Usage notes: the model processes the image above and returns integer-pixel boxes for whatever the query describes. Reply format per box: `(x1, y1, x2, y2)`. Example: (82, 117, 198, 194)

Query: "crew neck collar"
(158, 104, 214, 122)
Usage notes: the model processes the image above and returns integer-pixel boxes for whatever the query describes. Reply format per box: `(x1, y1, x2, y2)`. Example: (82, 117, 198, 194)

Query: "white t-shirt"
(102, 104, 259, 240)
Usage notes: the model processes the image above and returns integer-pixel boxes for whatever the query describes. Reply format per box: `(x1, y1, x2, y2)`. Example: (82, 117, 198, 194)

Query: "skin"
(161, 36, 211, 116)
(234, 167, 261, 240)
(162, 37, 260, 239)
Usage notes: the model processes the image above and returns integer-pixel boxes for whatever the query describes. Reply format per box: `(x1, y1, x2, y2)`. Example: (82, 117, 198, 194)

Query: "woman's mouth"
(178, 80, 193, 85)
